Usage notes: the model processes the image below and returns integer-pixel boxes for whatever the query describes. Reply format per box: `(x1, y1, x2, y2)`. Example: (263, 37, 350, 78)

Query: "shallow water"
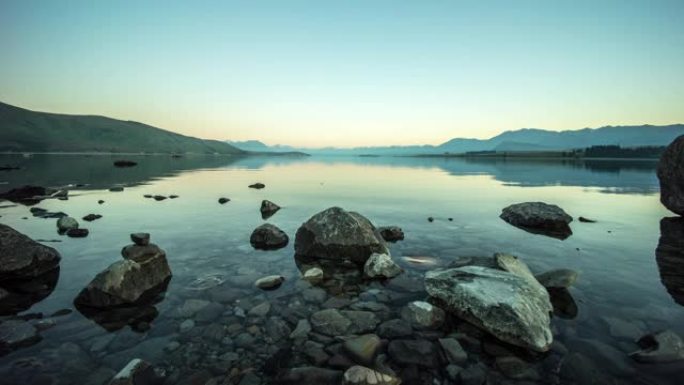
(0, 154, 682, 385)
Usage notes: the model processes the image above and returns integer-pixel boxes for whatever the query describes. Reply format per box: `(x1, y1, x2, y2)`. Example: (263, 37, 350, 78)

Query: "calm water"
(0, 154, 682, 385)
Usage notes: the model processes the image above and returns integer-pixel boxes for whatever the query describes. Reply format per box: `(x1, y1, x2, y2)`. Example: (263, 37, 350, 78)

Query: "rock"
(535, 269, 578, 289)
(75, 243, 171, 308)
(387, 339, 440, 368)
(0, 224, 61, 280)
(295, 207, 388, 264)
(460, 364, 486, 385)
(630, 330, 684, 363)
(144, 194, 152, 198)
(310, 309, 351, 336)
(130, 233, 150, 246)
(377, 226, 404, 242)
(445, 365, 462, 381)
(363, 253, 403, 279)
(601, 316, 642, 340)
(57, 216, 79, 232)
(303, 340, 330, 365)
(560, 353, 606, 385)
(109, 358, 164, 385)
(278, 367, 342, 385)
(169, 195, 178, 199)
(658, 135, 684, 215)
(578, 216, 596, 223)
(343, 334, 381, 365)
(249, 183, 266, 189)
(250, 224, 289, 250)
(66, 228, 89, 238)
(152, 195, 166, 201)
(98, 200, 105, 204)
(0, 185, 54, 205)
(342, 310, 379, 334)
(495, 356, 535, 379)
(377, 319, 412, 338)
(439, 338, 468, 364)
(425, 266, 553, 352)
(82, 214, 102, 222)
(121, 243, 165, 261)
(427, 217, 434, 222)
(109, 186, 124, 192)
(290, 319, 312, 339)
(248, 302, 271, 317)
(303, 267, 324, 284)
(548, 288, 578, 319)
(401, 301, 445, 329)
(261, 200, 281, 219)
(342, 366, 400, 385)
(179, 319, 195, 332)
(218, 197, 230, 204)
(500, 202, 573, 239)
(254, 275, 285, 290)
(0, 319, 41, 355)
(113, 160, 137, 168)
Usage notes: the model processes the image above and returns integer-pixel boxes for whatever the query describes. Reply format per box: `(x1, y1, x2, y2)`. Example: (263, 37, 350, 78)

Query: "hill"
(0, 102, 244, 154)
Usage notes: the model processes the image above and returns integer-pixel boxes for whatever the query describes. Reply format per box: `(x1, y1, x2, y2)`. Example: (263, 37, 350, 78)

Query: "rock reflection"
(75, 301, 161, 332)
(0, 268, 60, 315)
(655, 217, 684, 306)
(548, 288, 578, 319)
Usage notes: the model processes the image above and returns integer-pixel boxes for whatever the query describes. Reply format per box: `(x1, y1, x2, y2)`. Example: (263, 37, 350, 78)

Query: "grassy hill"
(0, 102, 244, 154)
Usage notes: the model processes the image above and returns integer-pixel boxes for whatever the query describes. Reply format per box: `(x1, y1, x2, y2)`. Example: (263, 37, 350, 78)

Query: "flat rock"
(425, 265, 553, 352)
(500, 202, 573, 239)
(249, 183, 266, 189)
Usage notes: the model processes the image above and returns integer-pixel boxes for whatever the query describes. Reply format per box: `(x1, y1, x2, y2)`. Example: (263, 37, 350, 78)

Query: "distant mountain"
(0, 102, 244, 154)
(231, 124, 684, 155)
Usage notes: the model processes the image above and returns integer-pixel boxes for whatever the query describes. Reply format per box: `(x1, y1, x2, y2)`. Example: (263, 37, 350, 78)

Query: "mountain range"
(0, 102, 243, 154)
(228, 124, 684, 155)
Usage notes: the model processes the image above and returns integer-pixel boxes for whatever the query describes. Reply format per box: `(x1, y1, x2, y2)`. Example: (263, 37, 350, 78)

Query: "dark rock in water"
(294, 207, 388, 264)
(260, 199, 281, 219)
(0, 268, 60, 316)
(30, 207, 67, 219)
(0, 185, 54, 205)
(130, 233, 150, 246)
(98, 200, 105, 204)
(630, 330, 684, 363)
(343, 334, 381, 365)
(218, 197, 230, 204)
(343, 366, 400, 385)
(535, 269, 578, 289)
(109, 358, 164, 385)
(249, 182, 266, 189)
(143, 194, 153, 198)
(113, 160, 138, 168)
(77, 303, 159, 332)
(277, 367, 342, 385)
(82, 214, 102, 222)
(377, 226, 404, 242)
(169, 194, 178, 199)
(0, 224, 61, 281)
(109, 186, 124, 192)
(153, 195, 167, 201)
(656, 217, 684, 306)
(56, 216, 79, 232)
(377, 319, 412, 339)
(250, 224, 289, 250)
(427, 217, 434, 222)
(658, 135, 684, 215)
(548, 288, 578, 319)
(500, 202, 573, 239)
(578, 216, 596, 223)
(0, 319, 41, 356)
(388, 339, 440, 368)
(75, 239, 171, 308)
(0, 165, 20, 171)
(66, 228, 89, 238)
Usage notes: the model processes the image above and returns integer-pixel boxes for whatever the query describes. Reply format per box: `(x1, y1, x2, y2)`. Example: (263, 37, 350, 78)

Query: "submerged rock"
(303, 267, 324, 284)
(250, 224, 289, 250)
(310, 309, 352, 336)
(278, 367, 342, 385)
(363, 253, 402, 279)
(655, 217, 684, 306)
(261, 199, 281, 219)
(388, 339, 440, 367)
(377, 226, 404, 242)
(113, 160, 138, 168)
(109, 358, 164, 385)
(535, 269, 578, 289)
(401, 301, 445, 329)
(66, 228, 89, 238)
(295, 207, 388, 264)
(255, 275, 285, 290)
(500, 202, 573, 239)
(658, 135, 684, 215)
(343, 365, 400, 385)
(630, 330, 684, 363)
(425, 264, 553, 352)
(0, 319, 41, 355)
(343, 334, 381, 365)
(75, 237, 171, 308)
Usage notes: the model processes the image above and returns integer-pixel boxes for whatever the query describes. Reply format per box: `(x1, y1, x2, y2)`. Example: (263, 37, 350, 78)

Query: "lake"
(0, 154, 682, 385)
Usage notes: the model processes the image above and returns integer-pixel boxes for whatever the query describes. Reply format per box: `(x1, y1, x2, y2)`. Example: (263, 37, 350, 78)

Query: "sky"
(1, 0, 683, 147)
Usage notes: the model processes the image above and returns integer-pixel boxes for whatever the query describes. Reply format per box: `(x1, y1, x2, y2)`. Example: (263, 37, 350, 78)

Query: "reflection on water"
(656, 217, 684, 306)
(0, 154, 680, 385)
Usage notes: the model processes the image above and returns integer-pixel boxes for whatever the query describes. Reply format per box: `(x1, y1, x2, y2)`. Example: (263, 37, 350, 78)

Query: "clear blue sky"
(1, 0, 683, 147)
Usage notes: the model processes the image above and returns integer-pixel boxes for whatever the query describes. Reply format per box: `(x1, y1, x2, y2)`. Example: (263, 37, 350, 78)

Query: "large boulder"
(500, 202, 573, 239)
(75, 240, 171, 308)
(425, 263, 553, 352)
(294, 207, 388, 264)
(0, 224, 61, 280)
(250, 224, 289, 250)
(658, 135, 684, 215)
